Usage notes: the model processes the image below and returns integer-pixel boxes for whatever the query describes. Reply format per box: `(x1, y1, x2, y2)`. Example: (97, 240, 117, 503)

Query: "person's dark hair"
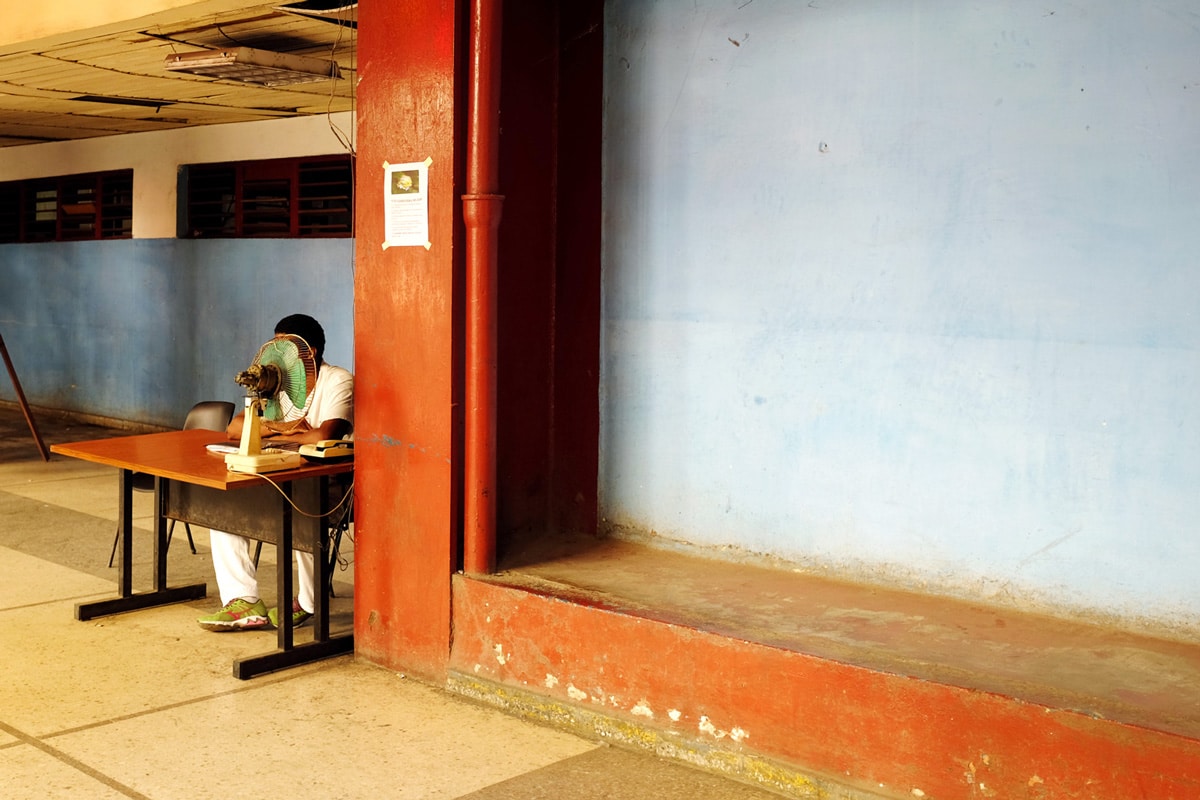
(275, 313, 326, 364)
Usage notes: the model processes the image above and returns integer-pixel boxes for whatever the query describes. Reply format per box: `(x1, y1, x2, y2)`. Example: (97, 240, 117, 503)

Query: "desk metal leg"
(75, 585, 209, 621)
(154, 475, 169, 591)
(313, 480, 331, 641)
(279, 481, 295, 651)
(232, 636, 355, 679)
(232, 475, 353, 680)
(118, 468, 133, 595)
(75, 472, 207, 621)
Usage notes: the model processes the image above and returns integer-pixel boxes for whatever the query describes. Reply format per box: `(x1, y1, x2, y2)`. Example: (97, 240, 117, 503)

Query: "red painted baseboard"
(451, 575, 1200, 799)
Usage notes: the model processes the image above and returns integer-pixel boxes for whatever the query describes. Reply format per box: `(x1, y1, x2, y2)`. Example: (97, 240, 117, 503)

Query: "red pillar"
(354, 0, 462, 681)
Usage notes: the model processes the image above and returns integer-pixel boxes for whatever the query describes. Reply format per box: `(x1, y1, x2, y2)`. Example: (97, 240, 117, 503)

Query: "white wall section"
(0, 112, 354, 238)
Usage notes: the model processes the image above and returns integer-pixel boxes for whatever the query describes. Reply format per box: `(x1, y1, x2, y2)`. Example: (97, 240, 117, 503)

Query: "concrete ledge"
(450, 574, 1200, 800)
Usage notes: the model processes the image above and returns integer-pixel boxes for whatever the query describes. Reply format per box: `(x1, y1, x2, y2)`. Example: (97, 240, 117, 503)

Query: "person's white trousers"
(209, 528, 314, 613)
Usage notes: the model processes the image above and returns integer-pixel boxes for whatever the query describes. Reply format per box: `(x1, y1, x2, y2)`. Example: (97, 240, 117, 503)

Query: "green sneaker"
(268, 599, 313, 629)
(197, 598, 269, 631)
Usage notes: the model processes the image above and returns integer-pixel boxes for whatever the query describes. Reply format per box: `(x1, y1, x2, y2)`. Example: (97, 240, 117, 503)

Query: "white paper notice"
(382, 159, 431, 249)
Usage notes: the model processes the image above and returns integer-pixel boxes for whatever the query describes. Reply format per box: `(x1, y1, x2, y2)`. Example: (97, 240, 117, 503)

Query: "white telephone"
(298, 439, 354, 460)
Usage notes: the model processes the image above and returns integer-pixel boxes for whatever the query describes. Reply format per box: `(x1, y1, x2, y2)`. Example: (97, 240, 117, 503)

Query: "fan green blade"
(252, 336, 317, 420)
(263, 396, 285, 421)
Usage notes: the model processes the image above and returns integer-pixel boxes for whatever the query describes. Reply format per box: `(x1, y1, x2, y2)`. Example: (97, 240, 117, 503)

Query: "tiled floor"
(0, 405, 782, 799)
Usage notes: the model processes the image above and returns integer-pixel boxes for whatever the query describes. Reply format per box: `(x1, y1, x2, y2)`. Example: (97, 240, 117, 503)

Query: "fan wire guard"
(241, 334, 318, 421)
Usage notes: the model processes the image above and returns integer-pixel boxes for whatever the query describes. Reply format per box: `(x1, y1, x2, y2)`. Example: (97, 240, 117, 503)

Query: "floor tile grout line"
(35, 659, 348, 743)
(0, 719, 154, 800)
(0, 662, 345, 794)
(0, 593, 137, 613)
(0, 473, 120, 488)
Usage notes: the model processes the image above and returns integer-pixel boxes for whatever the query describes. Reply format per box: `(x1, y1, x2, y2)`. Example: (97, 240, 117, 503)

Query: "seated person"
(197, 313, 353, 631)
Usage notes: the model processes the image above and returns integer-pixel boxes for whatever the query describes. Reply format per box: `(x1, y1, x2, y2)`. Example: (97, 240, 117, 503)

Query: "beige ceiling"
(0, 2, 355, 148)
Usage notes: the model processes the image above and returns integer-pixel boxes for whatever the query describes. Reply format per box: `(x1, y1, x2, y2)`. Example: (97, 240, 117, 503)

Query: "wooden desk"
(51, 429, 354, 679)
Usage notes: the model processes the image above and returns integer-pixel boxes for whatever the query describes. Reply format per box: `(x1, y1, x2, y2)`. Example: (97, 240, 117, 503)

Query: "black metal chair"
(107, 400, 235, 567)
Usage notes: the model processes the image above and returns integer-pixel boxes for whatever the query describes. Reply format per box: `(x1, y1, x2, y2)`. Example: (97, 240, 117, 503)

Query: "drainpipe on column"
(462, 0, 503, 575)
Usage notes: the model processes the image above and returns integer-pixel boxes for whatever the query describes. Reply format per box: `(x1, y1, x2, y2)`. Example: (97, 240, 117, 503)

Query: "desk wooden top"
(51, 429, 353, 490)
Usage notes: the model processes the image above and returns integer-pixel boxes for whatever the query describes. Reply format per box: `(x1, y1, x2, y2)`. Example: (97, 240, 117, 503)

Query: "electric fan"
(224, 334, 318, 474)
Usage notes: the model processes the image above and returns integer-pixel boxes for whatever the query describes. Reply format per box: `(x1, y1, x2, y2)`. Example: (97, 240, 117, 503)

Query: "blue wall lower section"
(0, 238, 354, 427)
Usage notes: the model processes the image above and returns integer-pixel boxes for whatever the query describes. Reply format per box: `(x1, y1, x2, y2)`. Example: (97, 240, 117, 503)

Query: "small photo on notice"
(391, 170, 420, 194)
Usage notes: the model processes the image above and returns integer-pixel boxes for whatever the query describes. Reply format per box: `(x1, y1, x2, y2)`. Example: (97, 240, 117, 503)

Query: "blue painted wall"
(0, 238, 354, 427)
(600, 1, 1200, 629)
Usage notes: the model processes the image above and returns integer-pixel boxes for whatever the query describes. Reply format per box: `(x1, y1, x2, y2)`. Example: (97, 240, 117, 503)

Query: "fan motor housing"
(235, 363, 283, 397)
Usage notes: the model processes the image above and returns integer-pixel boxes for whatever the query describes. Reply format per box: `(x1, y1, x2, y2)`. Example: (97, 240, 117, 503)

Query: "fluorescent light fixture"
(164, 47, 341, 87)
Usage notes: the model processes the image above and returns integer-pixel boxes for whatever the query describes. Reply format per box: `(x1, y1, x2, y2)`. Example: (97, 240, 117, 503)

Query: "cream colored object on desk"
(299, 439, 354, 460)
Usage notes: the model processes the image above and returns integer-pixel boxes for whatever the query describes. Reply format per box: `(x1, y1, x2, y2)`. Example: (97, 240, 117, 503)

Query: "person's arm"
(226, 365, 353, 444)
(271, 366, 352, 445)
(225, 412, 251, 441)
(225, 412, 350, 444)
(225, 411, 285, 441)
(268, 417, 351, 445)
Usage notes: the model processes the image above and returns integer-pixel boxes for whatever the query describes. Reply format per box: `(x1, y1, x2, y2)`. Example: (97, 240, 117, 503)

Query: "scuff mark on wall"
(699, 715, 727, 739)
(359, 433, 453, 464)
(1017, 529, 1080, 568)
(696, 716, 750, 742)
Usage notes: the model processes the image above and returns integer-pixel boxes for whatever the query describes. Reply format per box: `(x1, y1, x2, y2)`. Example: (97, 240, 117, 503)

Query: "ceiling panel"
(0, 2, 355, 146)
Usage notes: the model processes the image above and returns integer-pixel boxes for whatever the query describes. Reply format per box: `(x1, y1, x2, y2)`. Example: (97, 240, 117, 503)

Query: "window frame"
(0, 170, 133, 243)
(182, 154, 354, 239)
